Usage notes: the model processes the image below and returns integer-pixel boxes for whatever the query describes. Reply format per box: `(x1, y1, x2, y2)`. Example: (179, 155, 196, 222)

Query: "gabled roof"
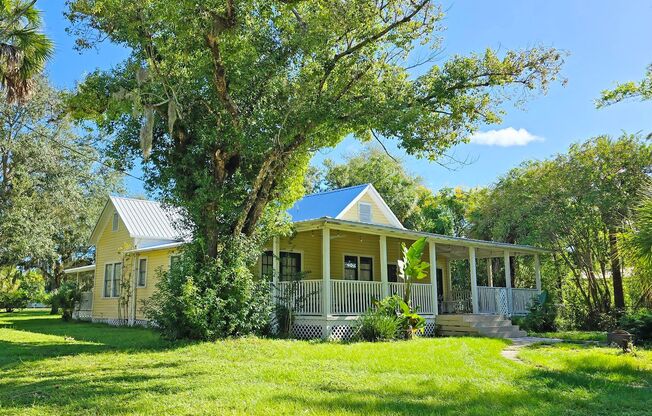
(89, 196, 186, 244)
(286, 184, 369, 222)
(287, 183, 404, 229)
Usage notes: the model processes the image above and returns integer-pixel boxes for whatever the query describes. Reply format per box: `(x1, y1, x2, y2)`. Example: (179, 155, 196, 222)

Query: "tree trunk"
(609, 230, 625, 309)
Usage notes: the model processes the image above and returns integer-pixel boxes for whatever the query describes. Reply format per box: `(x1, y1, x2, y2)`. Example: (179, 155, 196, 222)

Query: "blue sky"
(40, 1, 652, 195)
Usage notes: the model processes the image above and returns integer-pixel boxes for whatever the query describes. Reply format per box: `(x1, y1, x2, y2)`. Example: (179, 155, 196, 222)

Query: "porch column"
(272, 236, 280, 285)
(130, 256, 138, 326)
(322, 227, 331, 319)
(534, 254, 542, 292)
(445, 257, 453, 299)
(379, 235, 389, 298)
(429, 240, 439, 316)
(486, 259, 493, 287)
(504, 250, 512, 314)
(469, 246, 478, 314)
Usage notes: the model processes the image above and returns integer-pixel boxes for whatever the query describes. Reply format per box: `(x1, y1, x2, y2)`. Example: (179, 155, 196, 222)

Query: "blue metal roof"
(287, 184, 369, 222)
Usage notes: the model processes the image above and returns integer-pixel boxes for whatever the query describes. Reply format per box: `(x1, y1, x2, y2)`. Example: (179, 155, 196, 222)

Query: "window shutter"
(359, 203, 372, 223)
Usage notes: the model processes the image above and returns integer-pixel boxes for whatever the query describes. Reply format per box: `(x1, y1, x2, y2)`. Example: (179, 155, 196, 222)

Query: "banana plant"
(397, 237, 430, 310)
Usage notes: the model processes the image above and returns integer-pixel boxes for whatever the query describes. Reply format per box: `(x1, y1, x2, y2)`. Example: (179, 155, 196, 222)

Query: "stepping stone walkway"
(501, 336, 562, 363)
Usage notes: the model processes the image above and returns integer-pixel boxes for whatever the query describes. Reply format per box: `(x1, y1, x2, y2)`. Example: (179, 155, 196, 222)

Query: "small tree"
(396, 237, 430, 338)
(51, 281, 82, 321)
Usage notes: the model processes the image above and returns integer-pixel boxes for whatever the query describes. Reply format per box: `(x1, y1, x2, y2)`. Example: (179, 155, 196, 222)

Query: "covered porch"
(269, 218, 545, 321)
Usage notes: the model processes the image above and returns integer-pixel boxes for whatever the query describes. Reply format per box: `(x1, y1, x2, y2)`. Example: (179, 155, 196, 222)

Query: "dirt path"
(501, 337, 562, 363)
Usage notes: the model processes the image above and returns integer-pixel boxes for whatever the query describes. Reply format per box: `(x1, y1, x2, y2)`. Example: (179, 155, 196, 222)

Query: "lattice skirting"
(91, 317, 149, 327)
(73, 310, 93, 321)
(291, 317, 437, 341)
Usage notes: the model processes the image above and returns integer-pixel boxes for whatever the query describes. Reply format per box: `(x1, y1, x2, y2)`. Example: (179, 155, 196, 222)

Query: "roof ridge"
(303, 183, 369, 198)
(111, 195, 160, 204)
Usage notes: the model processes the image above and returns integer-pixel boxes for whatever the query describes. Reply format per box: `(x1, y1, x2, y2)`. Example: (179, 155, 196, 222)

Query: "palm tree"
(623, 184, 652, 307)
(0, 0, 52, 103)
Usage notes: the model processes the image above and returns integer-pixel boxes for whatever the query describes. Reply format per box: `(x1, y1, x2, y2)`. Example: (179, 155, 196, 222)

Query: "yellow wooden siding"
(386, 237, 449, 286)
(133, 247, 178, 319)
(339, 193, 394, 226)
(92, 210, 134, 320)
(330, 230, 381, 281)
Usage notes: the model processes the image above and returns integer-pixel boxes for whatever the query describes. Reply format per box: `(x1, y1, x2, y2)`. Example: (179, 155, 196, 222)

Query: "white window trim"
(169, 254, 181, 267)
(342, 253, 375, 281)
(103, 262, 122, 298)
(137, 257, 148, 288)
(358, 202, 372, 223)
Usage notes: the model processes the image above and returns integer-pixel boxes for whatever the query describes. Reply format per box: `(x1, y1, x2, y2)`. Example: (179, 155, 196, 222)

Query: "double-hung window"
(103, 262, 122, 298)
(137, 258, 147, 287)
(261, 251, 302, 281)
(344, 255, 373, 281)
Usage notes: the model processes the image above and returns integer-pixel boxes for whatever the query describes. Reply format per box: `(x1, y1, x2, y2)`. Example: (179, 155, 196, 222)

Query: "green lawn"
(529, 330, 608, 342)
(1, 311, 650, 415)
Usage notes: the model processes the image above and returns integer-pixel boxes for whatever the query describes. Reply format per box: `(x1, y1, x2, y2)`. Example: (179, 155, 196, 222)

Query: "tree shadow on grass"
(0, 312, 190, 368)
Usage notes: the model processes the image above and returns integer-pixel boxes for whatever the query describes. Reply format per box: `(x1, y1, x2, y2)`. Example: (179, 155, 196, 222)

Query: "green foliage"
(50, 281, 82, 321)
(371, 295, 426, 340)
(520, 291, 558, 332)
(142, 238, 273, 340)
(397, 237, 429, 320)
(354, 309, 401, 342)
(0, 0, 53, 103)
(471, 135, 652, 323)
(0, 268, 45, 312)
(0, 77, 122, 297)
(619, 310, 652, 345)
(598, 64, 652, 107)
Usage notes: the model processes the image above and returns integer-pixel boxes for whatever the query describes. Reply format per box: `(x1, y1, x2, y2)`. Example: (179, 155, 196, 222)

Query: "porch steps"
(437, 314, 526, 338)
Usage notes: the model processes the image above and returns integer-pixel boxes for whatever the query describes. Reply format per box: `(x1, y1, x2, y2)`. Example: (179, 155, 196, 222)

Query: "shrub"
(520, 290, 557, 332)
(364, 295, 426, 340)
(354, 309, 400, 342)
(51, 281, 82, 321)
(0, 268, 44, 312)
(142, 238, 273, 340)
(619, 310, 652, 345)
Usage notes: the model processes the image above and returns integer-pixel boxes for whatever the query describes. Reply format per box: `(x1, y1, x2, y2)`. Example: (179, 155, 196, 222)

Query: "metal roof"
(286, 184, 369, 222)
(110, 196, 185, 241)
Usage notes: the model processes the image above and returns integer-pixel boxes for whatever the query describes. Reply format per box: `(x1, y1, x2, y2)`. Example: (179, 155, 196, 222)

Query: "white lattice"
(421, 322, 437, 337)
(291, 324, 323, 340)
(330, 324, 354, 341)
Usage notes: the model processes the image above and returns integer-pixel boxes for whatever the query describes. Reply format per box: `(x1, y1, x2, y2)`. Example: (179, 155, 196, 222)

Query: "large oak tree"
(66, 0, 564, 260)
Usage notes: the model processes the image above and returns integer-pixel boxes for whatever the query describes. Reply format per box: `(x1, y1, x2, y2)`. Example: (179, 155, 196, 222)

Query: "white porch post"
(129, 257, 137, 326)
(322, 227, 331, 320)
(445, 257, 452, 299)
(504, 250, 512, 315)
(534, 254, 542, 292)
(380, 235, 389, 298)
(487, 259, 493, 287)
(272, 236, 280, 284)
(429, 240, 439, 316)
(469, 246, 478, 314)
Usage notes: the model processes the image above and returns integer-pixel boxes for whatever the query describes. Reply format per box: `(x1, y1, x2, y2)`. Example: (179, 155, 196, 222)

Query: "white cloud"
(469, 127, 544, 147)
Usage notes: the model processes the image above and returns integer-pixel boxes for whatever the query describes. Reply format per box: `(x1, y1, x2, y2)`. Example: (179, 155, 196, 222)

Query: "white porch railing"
(477, 286, 539, 316)
(388, 282, 434, 314)
(273, 280, 322, 316)
(331, 280, 383, 315)
(511, 288, 540, 315)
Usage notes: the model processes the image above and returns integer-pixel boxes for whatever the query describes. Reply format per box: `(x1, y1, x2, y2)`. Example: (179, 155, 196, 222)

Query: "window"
(387, 264, 398, 283)
(359, 202, 372, 223)
(261, 251, 274, 278)
(137, 258, 147, 287)
(344, 256, 358, 280)
(170, 255, 181, 268)
(345, 255, 374, 281)
(360, 257, 373, 281)
(103, 263, 122, 298)
(261, 251, 302, 281)
(112, 212, 119, 231)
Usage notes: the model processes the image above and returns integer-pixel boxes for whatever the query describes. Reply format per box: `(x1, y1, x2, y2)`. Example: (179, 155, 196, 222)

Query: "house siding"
(339, 193, 394, 226)
(132, 247, 178, 319)
(92, 212, 134, 320)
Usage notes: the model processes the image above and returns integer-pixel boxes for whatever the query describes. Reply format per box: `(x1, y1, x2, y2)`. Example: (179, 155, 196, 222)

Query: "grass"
(0, 311, 650, 415)
(529, 330, 608, 342)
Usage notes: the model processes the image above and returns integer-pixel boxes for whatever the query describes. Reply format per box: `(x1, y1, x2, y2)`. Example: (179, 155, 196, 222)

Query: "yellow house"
(65, 184, 547, 339)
